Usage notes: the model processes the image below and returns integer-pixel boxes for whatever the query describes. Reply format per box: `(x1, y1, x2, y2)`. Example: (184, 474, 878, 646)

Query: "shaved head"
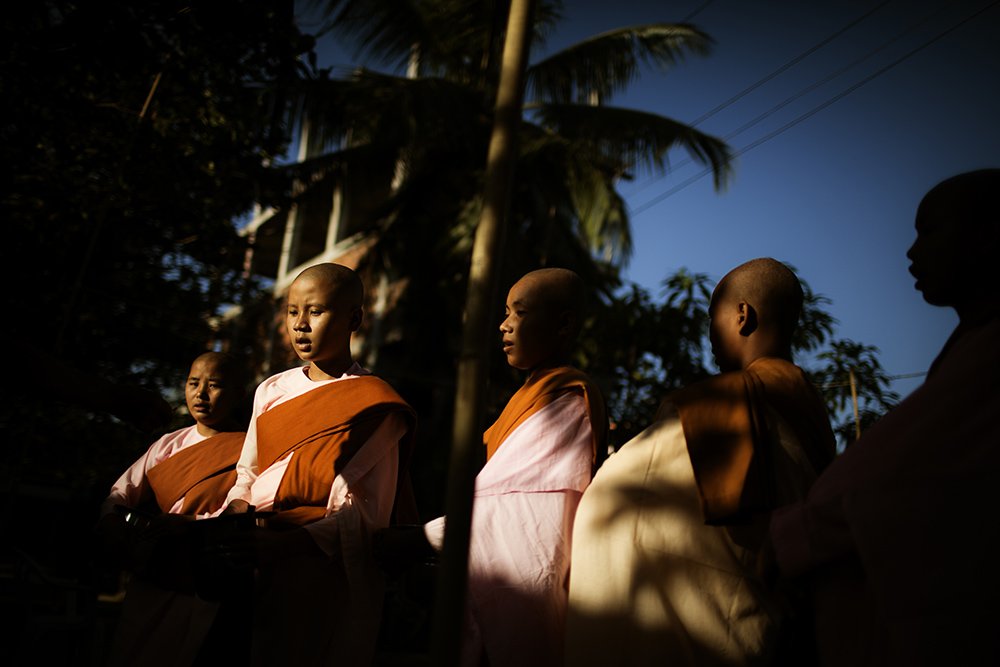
(516, 268, 588, 333)
(921, 169, 1000, 233)
(715, 258, 803, 347)
(191, 351, 247, 389)
(186, 351, 246, 432)
(501, 268, 588, 375)
(292, 263, 364, 309)
(908, 169, 1000, 319)
(285, 263, 364, 379)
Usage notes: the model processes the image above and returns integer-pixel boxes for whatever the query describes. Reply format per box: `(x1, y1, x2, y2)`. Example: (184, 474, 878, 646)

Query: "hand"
(372, 526, 435, 576)
(221, 499, 250, 516)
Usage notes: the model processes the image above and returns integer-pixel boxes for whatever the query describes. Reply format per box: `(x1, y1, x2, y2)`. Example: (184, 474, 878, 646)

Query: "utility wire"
(630, 0, 999, 217)
(681, 0, 718, 23)
(691, 0, 893, 127)
(720, 0, 958, 143)
(626, 0, 893, 198)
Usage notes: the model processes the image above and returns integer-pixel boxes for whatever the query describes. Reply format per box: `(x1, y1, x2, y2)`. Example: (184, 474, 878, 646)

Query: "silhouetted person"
(374, 268, 607, 666)
(770, 169, 1000, 665)
(567, 258, 835, 666)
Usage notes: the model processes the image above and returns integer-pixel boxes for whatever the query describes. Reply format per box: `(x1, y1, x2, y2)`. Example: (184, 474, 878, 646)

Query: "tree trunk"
(429, 0, 536, 664)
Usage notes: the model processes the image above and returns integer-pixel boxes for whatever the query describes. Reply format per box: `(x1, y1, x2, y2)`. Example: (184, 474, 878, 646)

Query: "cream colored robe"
(566, 404, 818, 666)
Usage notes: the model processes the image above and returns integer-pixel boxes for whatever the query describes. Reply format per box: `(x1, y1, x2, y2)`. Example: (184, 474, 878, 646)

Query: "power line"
(690, 0, 893, 127)
(626, 0, 894, 198)
(719, 0, 959, 144)
(681, 0, 719, 23)
(629, 0, 999, 217)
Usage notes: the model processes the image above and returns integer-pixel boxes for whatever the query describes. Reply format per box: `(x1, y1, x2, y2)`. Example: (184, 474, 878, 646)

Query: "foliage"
(809, 339, 901, 448)
(287, 2, 898, 463)
(1, 0, 311, 491)
(590, 271, 899, 452)
(581, 274, 715, 449)
(792, 273, 837, 354)
(298, 0, 732, 267)
(283, 0, 735, 465)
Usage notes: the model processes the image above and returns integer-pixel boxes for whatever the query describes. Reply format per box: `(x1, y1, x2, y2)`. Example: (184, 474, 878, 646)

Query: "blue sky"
(302, 0, 1000, 398)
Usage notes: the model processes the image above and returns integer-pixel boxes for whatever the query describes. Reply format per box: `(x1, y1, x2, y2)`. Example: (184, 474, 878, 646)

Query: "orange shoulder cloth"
(145, 431, 246, 516)
(659, 357, 835, 525)
(256, 375, 416, 527)
(484, 366, 607, 463)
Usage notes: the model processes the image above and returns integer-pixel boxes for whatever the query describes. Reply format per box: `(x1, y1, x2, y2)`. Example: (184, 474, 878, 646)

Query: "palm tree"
(297, 0, 732, 265)
(810, 339, 900, 448)
(284, 0, 733, 385)
(243, 2, 738, 530)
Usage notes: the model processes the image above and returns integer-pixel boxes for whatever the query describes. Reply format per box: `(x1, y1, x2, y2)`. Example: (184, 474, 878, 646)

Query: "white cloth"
(425, 390, 594, 667)
(101, 425, 207, 517)
(223, 362, 407, 666)
(566, 403, 816, 667)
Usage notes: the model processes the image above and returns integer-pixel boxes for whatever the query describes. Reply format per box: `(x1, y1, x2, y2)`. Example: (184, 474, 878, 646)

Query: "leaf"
(532, 103, 733, 188)
(527, 22, 714, 105)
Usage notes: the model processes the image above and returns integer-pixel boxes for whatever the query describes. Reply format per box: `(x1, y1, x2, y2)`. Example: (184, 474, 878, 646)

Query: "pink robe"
(102, 425, 211, 517)
(102, 426, 244, 667)
(426, 367, 606, 666)
(224, 363, 413, 666)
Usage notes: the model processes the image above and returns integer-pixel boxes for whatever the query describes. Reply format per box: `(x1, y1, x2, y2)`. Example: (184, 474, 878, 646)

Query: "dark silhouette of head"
(908, 169, 1000, 322)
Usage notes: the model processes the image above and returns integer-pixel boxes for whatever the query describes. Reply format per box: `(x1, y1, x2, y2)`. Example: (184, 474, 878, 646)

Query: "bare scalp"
(191, 351, 247, 390)
(921, 168, 1000, 233)
(293, 263, 364, 310)
(716, 258, 803, 345)
(518, 268, 587, 324)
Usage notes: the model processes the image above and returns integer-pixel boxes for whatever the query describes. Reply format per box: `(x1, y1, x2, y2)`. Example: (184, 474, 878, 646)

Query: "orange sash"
(145, 430, 246, 516)
(659, 357, 835, 525)
(255, 375, 416, 527)
(485, 366, 607, 464)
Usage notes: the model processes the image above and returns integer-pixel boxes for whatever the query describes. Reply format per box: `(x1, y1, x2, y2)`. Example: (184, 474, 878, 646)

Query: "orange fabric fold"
(255, 376, 416, 527)
(485, 366, 607, 464)
(660, 357, 835, 525)
(145, 431, 246, 516)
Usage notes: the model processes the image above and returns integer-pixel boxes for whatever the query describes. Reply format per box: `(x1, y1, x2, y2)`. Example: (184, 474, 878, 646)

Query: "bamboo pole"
(429, 0, 537, 664)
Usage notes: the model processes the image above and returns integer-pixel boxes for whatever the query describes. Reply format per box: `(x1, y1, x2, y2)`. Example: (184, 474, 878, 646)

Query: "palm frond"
(270, 142, 399, 190)
(294, 68, 487, 153)
(534, 103, 733, 189)
(527, 23, 713, 105)
(309, 0, 517, 79)
(518, 123, 633, 264)
(308, 0, 433, 71)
